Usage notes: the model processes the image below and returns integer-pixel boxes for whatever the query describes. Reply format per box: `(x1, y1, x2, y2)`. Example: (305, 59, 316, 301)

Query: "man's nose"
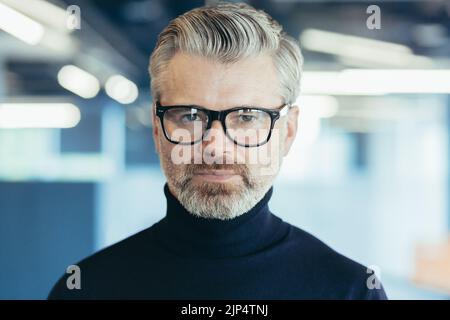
(202, 120, 233, 159)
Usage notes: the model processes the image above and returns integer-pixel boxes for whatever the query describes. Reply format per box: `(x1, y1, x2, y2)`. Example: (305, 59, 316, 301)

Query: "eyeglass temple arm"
(279, 103, 291, 117)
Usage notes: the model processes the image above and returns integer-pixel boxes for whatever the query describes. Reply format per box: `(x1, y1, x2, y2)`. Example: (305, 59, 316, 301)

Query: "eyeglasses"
(155, 100, 290, 147)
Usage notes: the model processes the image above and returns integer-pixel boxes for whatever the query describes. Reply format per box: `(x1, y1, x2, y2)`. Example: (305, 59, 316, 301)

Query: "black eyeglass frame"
(154, 100, 290, 147)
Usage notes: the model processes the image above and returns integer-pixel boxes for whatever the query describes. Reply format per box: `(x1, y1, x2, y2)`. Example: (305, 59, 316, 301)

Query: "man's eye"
(239, 114, 256, 122)
(181, 113, 200, 122)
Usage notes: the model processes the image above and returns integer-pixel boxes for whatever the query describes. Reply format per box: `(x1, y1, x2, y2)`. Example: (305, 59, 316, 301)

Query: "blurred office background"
(0, 0, 449, 299)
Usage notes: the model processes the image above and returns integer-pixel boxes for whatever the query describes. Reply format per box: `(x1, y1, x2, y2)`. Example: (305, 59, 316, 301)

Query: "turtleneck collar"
(153, 183, 288, 259)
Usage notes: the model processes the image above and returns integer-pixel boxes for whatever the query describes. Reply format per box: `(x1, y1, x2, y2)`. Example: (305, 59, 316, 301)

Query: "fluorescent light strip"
(302, 71, 386, 95)
(295, 95, 339, 118)
(301, 28, 411, 54)
(0, 103, 81, 128)
(300, 29, 431, 67)
(342, 69, 450, 94)
(1, 0, 71, 34)
(301, 70, 450, 95)
(57, 65, 100, 99)
(0, 2, 45, 45)
(105, 75, 139, 104)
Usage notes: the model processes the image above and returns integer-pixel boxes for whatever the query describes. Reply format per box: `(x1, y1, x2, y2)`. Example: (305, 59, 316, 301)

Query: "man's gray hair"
(149, 2, 303, 104)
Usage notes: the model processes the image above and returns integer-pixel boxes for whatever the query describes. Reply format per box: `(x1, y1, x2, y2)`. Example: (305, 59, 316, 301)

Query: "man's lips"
(193, 170, 240, 181)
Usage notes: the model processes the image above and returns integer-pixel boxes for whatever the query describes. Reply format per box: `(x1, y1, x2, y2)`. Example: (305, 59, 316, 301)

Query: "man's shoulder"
(47, 221, 163, 299)
(84, 222, 162, 265)
(280, 222, 387, 299)
(285, 224, 360, 265)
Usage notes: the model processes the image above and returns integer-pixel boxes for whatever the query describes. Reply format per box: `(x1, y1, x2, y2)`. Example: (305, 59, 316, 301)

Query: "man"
(49, 2, 387, 299)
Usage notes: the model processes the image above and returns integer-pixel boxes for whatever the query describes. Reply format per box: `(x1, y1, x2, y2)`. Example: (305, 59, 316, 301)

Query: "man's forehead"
(160, 52, 282, 110)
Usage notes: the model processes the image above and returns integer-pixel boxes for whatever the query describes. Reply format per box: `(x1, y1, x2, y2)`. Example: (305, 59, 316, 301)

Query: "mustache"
(181, 163, 252, 187)
(185, 163, 248, 175)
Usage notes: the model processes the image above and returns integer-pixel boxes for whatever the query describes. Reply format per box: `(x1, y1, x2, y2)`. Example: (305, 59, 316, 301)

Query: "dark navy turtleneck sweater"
(48, 184, 387, 299)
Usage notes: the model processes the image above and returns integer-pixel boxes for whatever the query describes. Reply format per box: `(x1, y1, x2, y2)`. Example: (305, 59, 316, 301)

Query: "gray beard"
(170, 180, 271, 220)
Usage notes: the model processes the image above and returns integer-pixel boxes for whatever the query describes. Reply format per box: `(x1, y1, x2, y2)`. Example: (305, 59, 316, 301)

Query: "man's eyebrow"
(169, 103, 262, 109)
(161, 101, 282, 110)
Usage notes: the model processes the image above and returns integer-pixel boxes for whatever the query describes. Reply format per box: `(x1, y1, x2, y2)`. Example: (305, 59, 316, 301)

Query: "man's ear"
(283, 104, 299, 157)
(151, 103, 161, 155)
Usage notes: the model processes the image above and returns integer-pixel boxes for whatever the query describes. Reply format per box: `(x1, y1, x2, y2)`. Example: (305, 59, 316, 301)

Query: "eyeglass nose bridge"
(204, 109, 227, 135)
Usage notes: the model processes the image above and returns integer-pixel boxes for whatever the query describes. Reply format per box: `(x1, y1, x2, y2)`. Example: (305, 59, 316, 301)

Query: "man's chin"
(191, 173, 243, 184)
